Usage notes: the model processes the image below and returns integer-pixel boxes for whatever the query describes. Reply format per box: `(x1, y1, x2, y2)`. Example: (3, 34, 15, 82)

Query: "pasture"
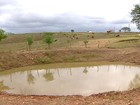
(0, 32, 139, 52)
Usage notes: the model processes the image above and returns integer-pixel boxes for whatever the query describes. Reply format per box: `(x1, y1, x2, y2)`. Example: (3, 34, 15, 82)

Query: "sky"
(0, 0, 139, 33)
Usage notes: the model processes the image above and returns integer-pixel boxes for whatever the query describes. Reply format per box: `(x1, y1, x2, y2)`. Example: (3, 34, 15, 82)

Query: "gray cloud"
(111, 19, 130, 24)
(1, 12, 110, 33)
(0, 0, 20, 16)
(0, 0, 139, 33)
(0, 2, 136, 33)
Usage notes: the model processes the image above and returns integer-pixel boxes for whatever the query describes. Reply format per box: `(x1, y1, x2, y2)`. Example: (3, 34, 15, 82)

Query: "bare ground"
(0, 47, 140, 105)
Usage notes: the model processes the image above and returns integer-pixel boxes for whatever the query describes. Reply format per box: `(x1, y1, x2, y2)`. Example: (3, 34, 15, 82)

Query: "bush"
(43, 33, 54, 49)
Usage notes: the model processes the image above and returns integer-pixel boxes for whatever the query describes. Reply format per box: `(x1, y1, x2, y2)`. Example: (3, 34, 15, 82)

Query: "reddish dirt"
(0, 47, 140, 105)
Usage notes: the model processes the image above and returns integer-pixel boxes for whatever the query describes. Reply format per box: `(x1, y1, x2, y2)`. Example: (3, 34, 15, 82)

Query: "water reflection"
(43, 70, 54, 81)
(0, 64, 140, 96)
(129, 74, 140, 90)
(83, 67, 88, 74)
(27, 71, 36, 84)
(0, 81, 10, 91)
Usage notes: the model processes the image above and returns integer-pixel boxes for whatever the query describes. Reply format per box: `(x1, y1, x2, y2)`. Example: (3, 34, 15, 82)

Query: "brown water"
(0, 64, 140, 96)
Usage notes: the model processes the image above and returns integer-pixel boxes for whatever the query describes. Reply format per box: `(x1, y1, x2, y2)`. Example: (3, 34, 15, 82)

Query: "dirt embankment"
(0, 47, 140, 105)
(0, 47, 140, 71)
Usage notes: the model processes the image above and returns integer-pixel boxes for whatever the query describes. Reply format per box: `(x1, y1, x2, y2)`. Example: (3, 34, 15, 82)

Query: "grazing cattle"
(137, 34, 140, 36)
(91, 36, 94, 38)
(76, 37, 79, 39)
(54, 39, 57, 42)
(115, 34, 120, 37)
(70, 37, 74, 40)
(73, 35, 76, 38)
(107, 30, 112, 34)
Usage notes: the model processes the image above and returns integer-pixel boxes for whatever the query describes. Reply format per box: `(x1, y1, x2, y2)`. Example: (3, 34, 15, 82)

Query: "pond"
(0, 63, 140, 96)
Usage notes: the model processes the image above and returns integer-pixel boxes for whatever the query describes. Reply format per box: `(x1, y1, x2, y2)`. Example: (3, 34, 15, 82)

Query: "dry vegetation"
(0, 32, 140, 105)
(0, 32, 139, 51)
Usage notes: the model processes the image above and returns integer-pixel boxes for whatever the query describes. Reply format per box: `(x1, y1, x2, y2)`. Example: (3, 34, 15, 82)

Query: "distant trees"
(71, 29, 74, 32)
(43, 33, 54, 49)
(131, 4, 140, 30)
(120, 27, 131, 32)
(0, 29, 7, 41)
(26, 36, 34, 51)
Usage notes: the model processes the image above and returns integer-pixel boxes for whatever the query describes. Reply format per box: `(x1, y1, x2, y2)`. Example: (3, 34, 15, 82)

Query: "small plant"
(83, 40, 88, 48)
(97, 41, 100, 48)
(66, 39, 71, 48)
(0, 29, 7, 41)
(35, 58, 50, 64)
(43, 33, 54, 49)
(26, 36, 33, 51)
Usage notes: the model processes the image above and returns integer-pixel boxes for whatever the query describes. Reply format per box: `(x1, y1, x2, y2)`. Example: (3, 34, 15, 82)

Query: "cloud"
(0, 0, 18, 12)
(111, 19, 131, 25)
(0, 0, 17, 6)
(0, 0, 139, 33)
(1, 12, 109, 33)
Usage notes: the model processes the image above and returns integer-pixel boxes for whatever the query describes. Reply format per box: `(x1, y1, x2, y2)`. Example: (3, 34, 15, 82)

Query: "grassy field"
(0, 32, 139, 52)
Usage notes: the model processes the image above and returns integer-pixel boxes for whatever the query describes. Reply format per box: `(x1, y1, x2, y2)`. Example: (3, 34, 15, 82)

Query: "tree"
(120, 27, 131, 32)
(26, 36, 33, 51)
(43, 32, 54, 49)
(71, 29, 74, 32)
(83, 40, 88, 48)
(131, 4, 140, 30)
(0, 29, 7, 41)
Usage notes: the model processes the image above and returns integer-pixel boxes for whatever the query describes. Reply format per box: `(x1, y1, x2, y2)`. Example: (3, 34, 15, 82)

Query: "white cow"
(138, 34, 140, 36)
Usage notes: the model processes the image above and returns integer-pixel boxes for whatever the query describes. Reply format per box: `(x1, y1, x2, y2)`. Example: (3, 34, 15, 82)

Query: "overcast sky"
(0, 0, 139, 33)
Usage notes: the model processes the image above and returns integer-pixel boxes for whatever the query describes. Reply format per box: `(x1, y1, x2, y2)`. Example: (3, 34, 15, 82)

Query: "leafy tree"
(43, 32, 54, 49)
(0, 29, 7, 41)
(120, 27, 131, 32)
(26, 36, 33, 51)
(71, 29, 74, 32)
(131, 4, 140, 30)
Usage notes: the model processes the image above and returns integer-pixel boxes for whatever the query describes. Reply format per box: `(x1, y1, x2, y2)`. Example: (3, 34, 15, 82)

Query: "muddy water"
(0, 63, 140, 96)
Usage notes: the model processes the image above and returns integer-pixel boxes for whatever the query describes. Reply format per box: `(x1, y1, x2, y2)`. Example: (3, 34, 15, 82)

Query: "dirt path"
(0, 47, 140, 105)
(1, 89, 140, 105)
